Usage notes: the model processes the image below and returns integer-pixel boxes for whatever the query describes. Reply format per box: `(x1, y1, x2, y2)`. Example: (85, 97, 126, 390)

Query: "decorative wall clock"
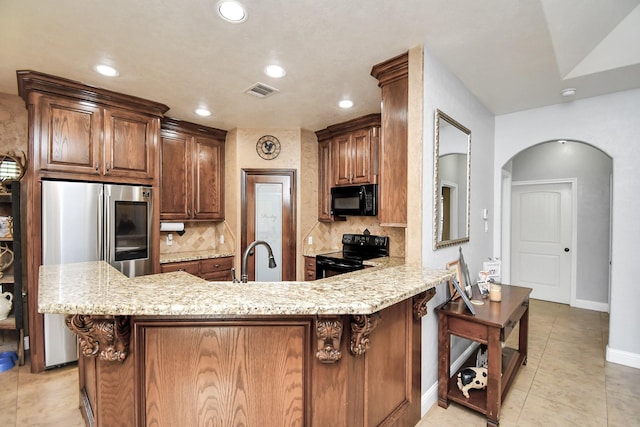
(256, 135, 281, 160)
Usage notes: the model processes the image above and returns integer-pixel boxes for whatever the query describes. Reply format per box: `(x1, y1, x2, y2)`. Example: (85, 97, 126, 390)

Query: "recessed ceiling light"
(195, 108, 212, 117)
(264, 65, 286, 78)
(95, 64, 119, 77)
(217, 1, 247, 23)
(338, 100, 354, 109)
(561, 88, 576, 97)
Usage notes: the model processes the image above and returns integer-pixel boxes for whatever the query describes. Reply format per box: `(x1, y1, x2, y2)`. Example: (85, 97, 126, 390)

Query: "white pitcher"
(0, 291, 12, 320)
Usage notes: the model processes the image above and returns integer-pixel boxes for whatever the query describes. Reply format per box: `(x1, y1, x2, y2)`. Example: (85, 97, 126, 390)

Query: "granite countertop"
(38, 260, 453, 317)
(160, 251, 235, 264)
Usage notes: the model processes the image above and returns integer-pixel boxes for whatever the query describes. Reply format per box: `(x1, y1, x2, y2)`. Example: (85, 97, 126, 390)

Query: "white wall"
(420, 46, 495, 411)
(494, 89, 640, 368)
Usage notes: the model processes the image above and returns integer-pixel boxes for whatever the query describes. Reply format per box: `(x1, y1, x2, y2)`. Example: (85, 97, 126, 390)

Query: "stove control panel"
(342, 234, 389, 248)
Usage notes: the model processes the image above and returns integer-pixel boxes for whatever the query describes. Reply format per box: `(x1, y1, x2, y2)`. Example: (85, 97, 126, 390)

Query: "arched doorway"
(501, 140, 612, 311)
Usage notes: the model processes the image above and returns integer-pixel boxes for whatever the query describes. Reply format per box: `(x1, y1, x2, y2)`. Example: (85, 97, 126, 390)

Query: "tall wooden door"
(511, 182, 573, 303)
(242, 170, 296, 281)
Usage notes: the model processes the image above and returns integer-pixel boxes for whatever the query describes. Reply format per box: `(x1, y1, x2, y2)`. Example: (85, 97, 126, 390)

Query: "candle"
(489, 284, 502, 302)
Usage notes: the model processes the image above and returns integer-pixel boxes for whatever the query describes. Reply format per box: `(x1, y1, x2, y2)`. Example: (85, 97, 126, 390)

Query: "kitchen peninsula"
(39, 261, 452, 426)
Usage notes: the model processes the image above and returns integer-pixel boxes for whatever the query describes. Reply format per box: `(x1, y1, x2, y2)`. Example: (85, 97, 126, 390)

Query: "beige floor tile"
(528, 367, 607, 418)
(606, 387, 640, 427)
(517, 394, 607, 427)
(417, 403, 486, 427)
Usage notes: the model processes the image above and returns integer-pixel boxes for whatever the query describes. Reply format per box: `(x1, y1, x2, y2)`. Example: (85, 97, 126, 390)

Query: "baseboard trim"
(606, 345, 640, 369)
(572, 298, 609, 313)
(421, 342, 479, 415)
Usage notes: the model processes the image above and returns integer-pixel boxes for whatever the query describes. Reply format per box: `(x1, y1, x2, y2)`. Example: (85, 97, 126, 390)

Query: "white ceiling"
(1, 0, 639, 131)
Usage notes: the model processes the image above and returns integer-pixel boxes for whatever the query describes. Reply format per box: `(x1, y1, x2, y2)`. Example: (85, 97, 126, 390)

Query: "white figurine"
(456, 367, 488, 398)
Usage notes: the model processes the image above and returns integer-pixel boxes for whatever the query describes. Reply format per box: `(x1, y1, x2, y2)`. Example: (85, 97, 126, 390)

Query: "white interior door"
(511, 182, 573, 303)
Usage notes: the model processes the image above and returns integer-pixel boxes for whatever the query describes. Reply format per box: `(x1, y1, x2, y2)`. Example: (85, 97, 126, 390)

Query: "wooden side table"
(436, 285, 531, 427)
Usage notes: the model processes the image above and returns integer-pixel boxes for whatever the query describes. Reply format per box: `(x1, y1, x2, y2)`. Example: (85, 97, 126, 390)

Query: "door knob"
(564, 248, 570, 252)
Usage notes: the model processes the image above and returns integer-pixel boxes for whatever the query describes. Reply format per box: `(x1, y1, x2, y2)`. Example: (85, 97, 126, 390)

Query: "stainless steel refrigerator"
(41, 180, 154, 368)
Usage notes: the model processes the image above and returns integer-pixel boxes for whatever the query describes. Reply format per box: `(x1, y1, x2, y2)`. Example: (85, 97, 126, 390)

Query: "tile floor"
(0, 299, 638, 426)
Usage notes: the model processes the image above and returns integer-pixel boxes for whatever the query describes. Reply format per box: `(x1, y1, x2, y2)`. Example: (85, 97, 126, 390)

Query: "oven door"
(315, 257, 364, 279)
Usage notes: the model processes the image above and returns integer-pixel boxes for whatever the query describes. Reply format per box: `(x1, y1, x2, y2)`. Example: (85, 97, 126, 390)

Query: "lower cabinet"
(304, 256, 316, 281)
(161, 257, 233, 281)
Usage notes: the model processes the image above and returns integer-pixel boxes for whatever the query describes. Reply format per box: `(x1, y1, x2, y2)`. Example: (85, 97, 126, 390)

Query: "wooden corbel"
(413, 288, 437, 320)
(315, 317, 343, 363)
(350, 313, 381, 356)
(65, 315, 131, 362)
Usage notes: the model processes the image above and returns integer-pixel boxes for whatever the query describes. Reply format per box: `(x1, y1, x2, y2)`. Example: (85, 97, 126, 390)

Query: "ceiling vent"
(244, 82, 279, 98)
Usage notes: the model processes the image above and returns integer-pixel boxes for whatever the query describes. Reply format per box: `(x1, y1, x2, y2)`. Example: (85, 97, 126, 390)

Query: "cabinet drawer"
(501, 300, 529, 342)
(201, 271, 233, 282)
(161, 261, 200, 275)
(200, 257, 233, 274)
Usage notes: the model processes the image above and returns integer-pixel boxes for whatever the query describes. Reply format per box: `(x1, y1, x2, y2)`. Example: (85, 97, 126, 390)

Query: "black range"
(315, 233, 389, 279)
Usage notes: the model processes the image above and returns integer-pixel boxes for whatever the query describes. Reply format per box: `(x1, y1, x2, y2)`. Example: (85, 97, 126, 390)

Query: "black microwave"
(331, 184, 378, 216)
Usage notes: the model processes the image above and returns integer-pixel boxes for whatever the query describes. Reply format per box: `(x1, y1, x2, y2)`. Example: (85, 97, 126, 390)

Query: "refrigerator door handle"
(98, 186, 105, 261)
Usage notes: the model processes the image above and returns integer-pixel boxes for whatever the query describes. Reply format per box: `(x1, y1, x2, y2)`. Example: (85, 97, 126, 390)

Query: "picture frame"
(483, 260, 502, 279)
(458, 247, 473, 298)
(446, 259, 462, 300)
(451, 277, 476, 315)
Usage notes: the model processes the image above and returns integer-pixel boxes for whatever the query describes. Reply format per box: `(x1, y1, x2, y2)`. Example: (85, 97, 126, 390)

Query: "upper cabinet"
(160, 118, 226, 221)
(17, 70, 169, 185)
(315, 114, 380, 221)
(371, 53, 408, 227)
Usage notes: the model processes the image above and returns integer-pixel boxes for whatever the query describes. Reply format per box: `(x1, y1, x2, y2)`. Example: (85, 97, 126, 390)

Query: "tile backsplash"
(303, 217, 405, 257)
(159, 221, 235, 254)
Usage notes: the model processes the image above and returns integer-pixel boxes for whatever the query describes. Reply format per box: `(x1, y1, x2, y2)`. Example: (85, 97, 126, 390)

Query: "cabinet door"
(192, 137, 225, 220)
(104, 108, 157, 181)
(160, 132, 191, 220)
(351, 128, 374, 184)
(332, 134, 352, 186)
(38, 96, 102, 176)
(318, 141, 332, 221)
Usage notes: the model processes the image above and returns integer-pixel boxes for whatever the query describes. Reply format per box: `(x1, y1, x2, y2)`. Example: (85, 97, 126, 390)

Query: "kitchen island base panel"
(78, 299, 423, 426)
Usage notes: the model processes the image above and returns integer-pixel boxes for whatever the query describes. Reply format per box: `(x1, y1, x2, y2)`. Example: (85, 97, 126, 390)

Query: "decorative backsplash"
(303, 217, 405, 257)
(159, 221, 236, 254)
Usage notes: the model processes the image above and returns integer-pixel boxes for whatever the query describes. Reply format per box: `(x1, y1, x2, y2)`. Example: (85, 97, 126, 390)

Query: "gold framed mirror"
(433, 109, 471, 249)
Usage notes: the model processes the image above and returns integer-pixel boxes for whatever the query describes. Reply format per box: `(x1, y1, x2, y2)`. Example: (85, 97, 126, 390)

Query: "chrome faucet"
(240, 240, 277, 283)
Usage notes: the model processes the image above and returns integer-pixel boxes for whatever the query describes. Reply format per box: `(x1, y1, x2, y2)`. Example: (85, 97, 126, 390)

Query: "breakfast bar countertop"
(38, 259, 453, 317)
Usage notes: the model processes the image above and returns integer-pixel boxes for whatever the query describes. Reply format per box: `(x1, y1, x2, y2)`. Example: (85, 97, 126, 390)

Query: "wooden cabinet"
(160, 118, 226, 221)
(160, 257, 233, 281)
(17, 70, 170, 373)
(436, 285, 531, 427)
(315, 114, 380, 221)
(332, 127, 377, 186)
(33, 93, 160, 184)
(0, 182, 24, 366)
(304, 256, 316, 281)
(317, 141, 332, 222)
(371, 53, 408, 227)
